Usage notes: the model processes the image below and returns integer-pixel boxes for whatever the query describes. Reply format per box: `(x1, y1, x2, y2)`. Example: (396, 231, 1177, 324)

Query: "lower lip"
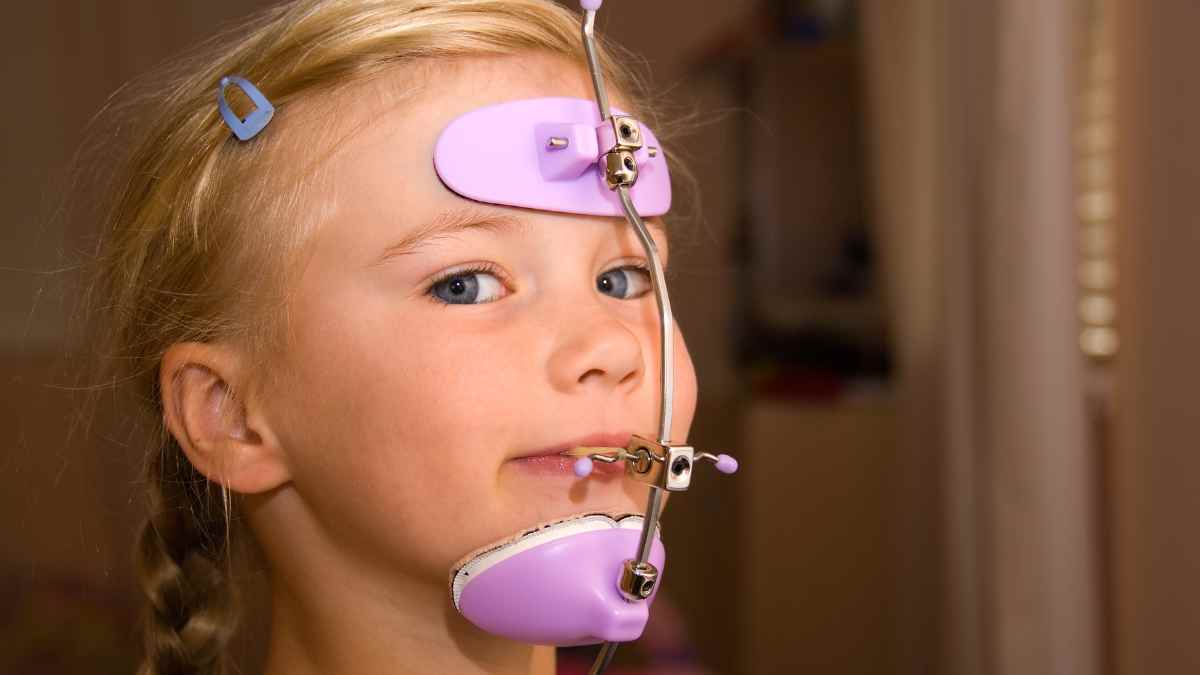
(510, 455, 626, 476)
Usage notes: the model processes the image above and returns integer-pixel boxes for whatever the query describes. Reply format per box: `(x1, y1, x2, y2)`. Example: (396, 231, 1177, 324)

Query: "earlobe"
(160, 342, 291, 495)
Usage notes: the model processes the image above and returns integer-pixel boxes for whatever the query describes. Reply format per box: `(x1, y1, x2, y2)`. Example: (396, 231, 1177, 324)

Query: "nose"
(546, 306, 645, 393)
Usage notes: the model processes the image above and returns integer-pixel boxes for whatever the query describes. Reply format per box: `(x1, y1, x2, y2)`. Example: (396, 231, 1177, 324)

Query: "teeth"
(562, 445, 623, 458)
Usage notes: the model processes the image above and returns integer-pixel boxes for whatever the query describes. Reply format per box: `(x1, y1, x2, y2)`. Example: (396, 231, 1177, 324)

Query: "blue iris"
(431, 274, 483, 304)
(597, 267, 646, 299)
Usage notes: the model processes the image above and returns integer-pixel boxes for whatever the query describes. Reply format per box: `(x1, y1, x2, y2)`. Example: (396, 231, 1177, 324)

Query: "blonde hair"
(78, 1, 677, 673)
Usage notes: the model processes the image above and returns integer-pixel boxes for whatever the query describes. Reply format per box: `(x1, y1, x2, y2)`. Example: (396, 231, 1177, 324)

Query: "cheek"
(267, 295, 537, 579)
(262, 270, 701, 582)
(671, 326, 699, 443)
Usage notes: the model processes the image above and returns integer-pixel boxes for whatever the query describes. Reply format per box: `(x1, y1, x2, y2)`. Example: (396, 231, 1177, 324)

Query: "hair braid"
(134, 437, 239, 675)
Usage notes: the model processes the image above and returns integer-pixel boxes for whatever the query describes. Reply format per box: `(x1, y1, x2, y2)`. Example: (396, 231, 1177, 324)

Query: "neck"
(245, 486, 557, 675)
(259, 568, 555, 675)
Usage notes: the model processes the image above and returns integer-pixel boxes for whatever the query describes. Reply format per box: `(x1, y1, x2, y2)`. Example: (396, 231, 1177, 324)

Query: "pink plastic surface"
(434, 97, 671, 217)
(454, 525, 666, 646)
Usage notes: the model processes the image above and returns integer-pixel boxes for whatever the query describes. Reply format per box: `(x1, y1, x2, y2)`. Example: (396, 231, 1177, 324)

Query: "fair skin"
(160, 53, 697, 675)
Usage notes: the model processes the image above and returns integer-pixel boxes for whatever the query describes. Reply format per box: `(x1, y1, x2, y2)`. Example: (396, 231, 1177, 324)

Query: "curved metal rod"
(589, 188, 673, 673)
(580, 8, 677, 675)
(616, 184, 674, 444)
(581, 9, 612, 120)
(590, 642, 620, 675)
(616, 185, 673, 569)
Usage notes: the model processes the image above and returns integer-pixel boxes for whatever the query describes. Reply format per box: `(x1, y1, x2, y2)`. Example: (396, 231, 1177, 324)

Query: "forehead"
(330, 52, 607, 180)
(310, 52, 629, 231)
(439, 52, 600, 104)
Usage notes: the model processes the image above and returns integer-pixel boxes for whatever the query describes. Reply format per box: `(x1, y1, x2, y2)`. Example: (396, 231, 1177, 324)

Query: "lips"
(509, 431, 636, 477)
(512, 431, 636, 461)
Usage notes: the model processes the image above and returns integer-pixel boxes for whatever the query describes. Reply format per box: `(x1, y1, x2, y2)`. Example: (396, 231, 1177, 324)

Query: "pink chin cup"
(433, 97, 671, 217)
(451, 514, 666, 646)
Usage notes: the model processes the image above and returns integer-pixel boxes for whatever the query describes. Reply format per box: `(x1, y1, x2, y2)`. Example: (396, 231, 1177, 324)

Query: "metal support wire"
(616, 184, 675, 446)
(582, 9, 613, 121)
(581, 8, 677, 675)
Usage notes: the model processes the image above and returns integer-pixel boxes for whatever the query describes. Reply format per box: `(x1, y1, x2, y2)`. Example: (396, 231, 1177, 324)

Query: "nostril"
(577, 368, 638, 386)
(578, 368, 604, 383)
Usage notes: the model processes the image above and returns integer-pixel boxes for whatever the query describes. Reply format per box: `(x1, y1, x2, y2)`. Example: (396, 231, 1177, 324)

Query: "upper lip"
(511, 431, 636, 460)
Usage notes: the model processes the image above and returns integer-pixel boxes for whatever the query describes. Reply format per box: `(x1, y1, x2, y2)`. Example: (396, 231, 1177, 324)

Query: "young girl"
(85, 1, 699, 673)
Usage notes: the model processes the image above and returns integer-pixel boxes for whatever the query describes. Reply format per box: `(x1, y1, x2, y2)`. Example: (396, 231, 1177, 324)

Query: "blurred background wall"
(1110, 2, 1200, 673)
(3, 1, 1199, 674)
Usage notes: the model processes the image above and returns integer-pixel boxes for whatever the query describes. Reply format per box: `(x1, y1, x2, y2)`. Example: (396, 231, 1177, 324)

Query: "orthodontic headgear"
(433, 4, 740, 671)
(216, 2, 740, 672)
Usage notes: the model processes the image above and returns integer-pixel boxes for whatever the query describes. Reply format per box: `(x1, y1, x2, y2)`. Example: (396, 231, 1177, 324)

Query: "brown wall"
(1111, 1, 1200, 673)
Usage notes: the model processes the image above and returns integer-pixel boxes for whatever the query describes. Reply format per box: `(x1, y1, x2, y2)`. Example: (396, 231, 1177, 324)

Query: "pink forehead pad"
(433, 97, 671, 217)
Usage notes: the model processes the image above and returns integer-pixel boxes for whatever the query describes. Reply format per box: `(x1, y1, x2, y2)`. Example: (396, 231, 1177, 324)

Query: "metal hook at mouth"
(567, 436, 737, 486)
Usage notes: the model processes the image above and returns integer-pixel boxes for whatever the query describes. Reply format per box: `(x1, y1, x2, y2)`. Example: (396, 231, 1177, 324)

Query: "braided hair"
(134, 440, 239, 675)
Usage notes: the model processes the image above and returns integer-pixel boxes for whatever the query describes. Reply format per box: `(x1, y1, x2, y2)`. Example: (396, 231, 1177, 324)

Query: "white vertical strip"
(983, 0, 1100, 673)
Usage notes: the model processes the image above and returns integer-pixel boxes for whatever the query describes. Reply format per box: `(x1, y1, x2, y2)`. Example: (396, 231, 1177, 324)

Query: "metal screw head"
(608, 116, 643, 151)
(671, 455, 691, 477)
(663, 445, 696, 491)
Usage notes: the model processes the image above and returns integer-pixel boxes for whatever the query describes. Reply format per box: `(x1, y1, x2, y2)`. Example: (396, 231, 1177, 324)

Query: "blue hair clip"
(217, 75, 275, 141)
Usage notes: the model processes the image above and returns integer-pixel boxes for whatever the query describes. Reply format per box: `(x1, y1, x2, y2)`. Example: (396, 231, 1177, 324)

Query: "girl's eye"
(428, 266, 507, 305)
(427, 263, 652, 305)
(597, 265, 652, 300)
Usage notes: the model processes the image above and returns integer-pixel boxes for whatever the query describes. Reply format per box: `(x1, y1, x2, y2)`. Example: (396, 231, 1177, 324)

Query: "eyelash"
(427, 262, 506, 288)
(423, 261, 653, 304)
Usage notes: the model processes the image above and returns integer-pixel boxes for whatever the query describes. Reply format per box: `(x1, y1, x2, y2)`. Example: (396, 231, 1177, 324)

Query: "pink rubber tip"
(715, 454, 738, 475)
(574, 457, 595, 478)
(580, 0, 603, 10)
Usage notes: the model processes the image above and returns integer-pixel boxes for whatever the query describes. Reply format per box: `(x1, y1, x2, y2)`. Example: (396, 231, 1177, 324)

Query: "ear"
(160, 342, 291, 495)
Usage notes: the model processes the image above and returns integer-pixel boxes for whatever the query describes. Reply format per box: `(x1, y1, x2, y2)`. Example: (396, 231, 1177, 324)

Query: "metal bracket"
(622, 435, 694, 491)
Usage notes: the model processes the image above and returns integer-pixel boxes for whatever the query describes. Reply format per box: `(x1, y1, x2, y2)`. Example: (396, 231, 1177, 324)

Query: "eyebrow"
(371, 205, 526, 266)
(369, 205, 672, 268)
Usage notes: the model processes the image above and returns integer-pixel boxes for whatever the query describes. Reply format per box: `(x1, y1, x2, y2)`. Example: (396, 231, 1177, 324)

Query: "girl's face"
(254, 53, 697, 588)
